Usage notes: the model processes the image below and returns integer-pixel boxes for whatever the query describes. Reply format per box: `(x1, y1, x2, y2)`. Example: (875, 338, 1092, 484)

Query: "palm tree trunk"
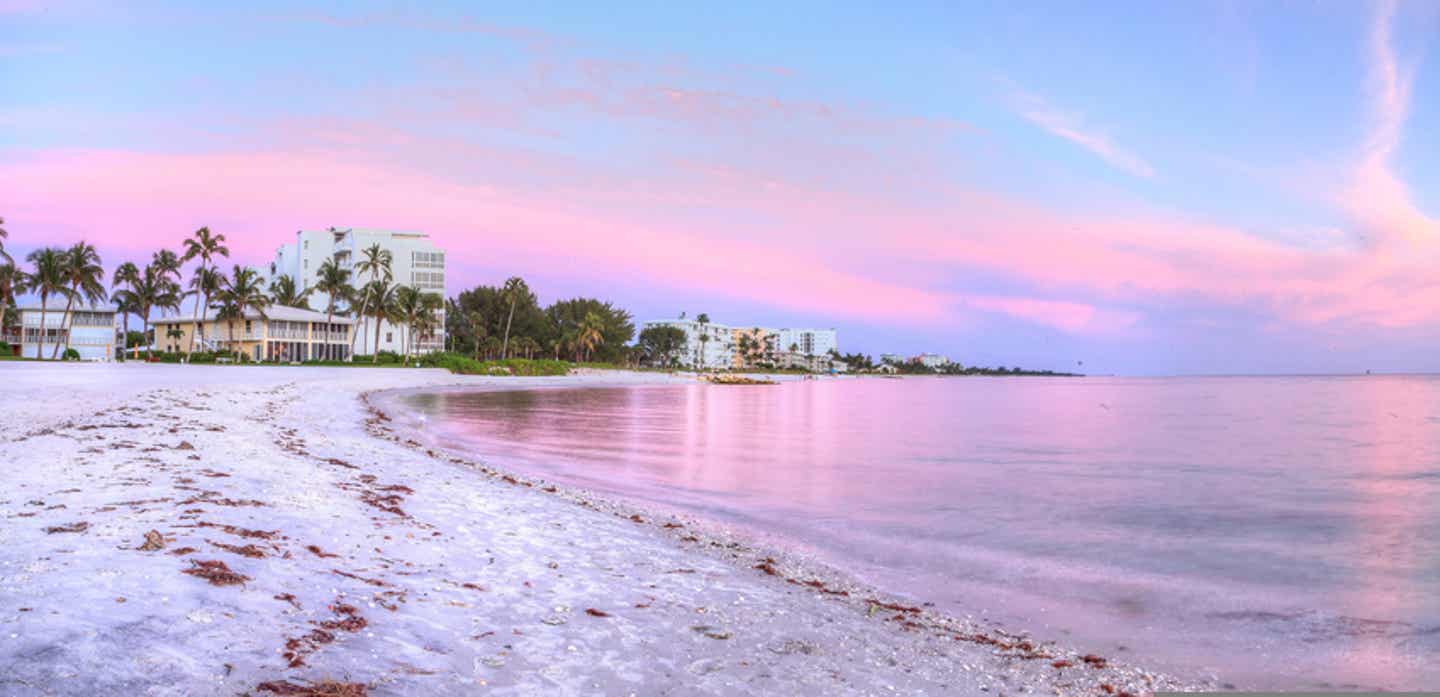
(371, 310, 382, 363)
(36, 294, 48, 360)
(348, 299, 370, 361)
(228, 320, 237, 362)
(52, 289, 76, 359)
(325, 304, 334, 361)
(187, 269, 204, 354)
(121, 314, 130, 358)
(502, 302, 515, 359)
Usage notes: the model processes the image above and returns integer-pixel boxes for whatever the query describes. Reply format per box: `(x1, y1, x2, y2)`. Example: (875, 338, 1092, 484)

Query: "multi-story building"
(13, 305, 117, 361)
(266, 227, 446, 355)
(774, 328, 837, 358)
(643, 319, 735, 370)
(916, 353, 951, 369)
(642, 318, 838, 371)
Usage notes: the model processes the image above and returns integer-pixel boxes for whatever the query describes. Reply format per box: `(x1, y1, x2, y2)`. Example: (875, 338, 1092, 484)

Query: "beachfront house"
(14, 305, 118, 361)
(264, 227, 446, 356)
(150, 306, 354, 362)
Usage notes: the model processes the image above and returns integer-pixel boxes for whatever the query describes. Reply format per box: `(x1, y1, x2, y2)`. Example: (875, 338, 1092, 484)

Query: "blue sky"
(4, 1, 1440, 374)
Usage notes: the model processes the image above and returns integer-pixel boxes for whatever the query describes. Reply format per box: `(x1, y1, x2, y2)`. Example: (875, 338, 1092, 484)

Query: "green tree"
(0, 261, 17, 345)
(574, 311, 606, 362)
(0, 216, 9, 264)
(313, 257, 353, 360)
(543, 297, 635, 363)
(213, 265, 269, 362)
(361, 279, 398, 363)
(184, 267, 222, 351)
(393, 285, 443, 360)
(180, 227, 229, 355)
(350, 244, 392, 360)
(132, 263, 181, 359)
(19, 248, 75, 359)
(635, 325, 686, 367)
(111, 261, 141, 358)
(268, 274, 312, 309)
(500, 276, 529, 359)
(52, 241, 107, 358)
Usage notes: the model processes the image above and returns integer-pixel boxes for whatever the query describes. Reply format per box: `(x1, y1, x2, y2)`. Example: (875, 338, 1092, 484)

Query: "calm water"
(396, 376, 1440, 689)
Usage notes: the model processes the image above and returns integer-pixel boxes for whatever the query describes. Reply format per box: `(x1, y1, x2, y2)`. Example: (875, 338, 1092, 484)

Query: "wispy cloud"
(1008, 86, 1155, 178)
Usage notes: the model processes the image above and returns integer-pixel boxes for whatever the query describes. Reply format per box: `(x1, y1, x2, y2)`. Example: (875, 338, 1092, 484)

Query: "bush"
(188, 351, 218, 364)
(62, 348, 82, 361)
(418, 352, 571, 376)
(353, 351, 403, 364)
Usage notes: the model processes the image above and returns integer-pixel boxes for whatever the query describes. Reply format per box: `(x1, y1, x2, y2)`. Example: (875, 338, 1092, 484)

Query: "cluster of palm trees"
(2, 238, 109, 360)
(1, 221, 444, 363)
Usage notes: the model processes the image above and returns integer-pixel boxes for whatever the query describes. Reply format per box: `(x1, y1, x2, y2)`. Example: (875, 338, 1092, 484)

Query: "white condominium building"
(643, 319, 736, 370)
(642, 318, 838, 371)
(266, 228, 447, 355)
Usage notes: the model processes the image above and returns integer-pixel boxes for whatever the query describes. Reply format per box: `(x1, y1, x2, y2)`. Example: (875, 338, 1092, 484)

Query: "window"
(412, 251, 445, 269)
(303, 240, 309, 250)
(385, 332, 393, 342)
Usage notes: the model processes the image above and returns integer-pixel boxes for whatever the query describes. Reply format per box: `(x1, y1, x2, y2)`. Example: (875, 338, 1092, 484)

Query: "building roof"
(17, 305, 116, 315)
(150, 305, 354, 324)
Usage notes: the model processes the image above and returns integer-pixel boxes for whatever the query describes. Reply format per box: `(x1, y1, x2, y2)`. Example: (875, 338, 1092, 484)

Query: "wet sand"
(0, 363, 1209, 695)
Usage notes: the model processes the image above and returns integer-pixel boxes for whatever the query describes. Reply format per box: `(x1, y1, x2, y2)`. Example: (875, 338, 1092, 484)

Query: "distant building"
(14, 305, 117, 361)
(266, 228, 446, 355)
(642, 318, 838, 371)
(643, 319, 735, 370)
(916, 353, 951, 369)
(879, 353, 904, 365)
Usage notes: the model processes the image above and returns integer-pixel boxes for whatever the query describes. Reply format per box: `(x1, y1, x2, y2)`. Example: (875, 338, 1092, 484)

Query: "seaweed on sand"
(256, 680, 367, 696)
(182, 559, 250, 586)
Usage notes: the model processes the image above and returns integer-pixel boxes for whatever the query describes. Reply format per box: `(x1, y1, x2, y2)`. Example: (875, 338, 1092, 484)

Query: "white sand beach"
(0, 364, 1206, 696)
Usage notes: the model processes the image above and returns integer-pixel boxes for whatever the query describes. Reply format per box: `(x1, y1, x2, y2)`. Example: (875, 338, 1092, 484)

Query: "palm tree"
(364, 280, 398, 363)
(465, 310, 487, 360)
(500, 276, 528, 359)
(184, 267, 221, 352)
(268, 274, 312, 309)
(576, 311, 605, 362)
(0, 216, 10, 264)
(51, 241, 108, 358)
(213, 265, 269, 362)
(695, 313, 711, 370)
(393, 286, 443, 361)
(350, 244, 392, 360)
(128, 264, 180, 360)
(180, 227, 229, 355)
(19, 248, 74, 360)
(0, 262, 17, 346)
(313, 257, 352, 360)
(149, 249, 182, 314)
(112, 262, 141, 358)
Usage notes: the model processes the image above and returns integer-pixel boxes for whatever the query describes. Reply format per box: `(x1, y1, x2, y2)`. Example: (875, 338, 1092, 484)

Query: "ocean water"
(396, 376, 1440, 690)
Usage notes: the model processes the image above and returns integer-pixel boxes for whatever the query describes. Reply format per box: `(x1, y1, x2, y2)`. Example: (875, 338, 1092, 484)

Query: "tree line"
(0, 224, 445, 363)
(445, 277, 636, 363)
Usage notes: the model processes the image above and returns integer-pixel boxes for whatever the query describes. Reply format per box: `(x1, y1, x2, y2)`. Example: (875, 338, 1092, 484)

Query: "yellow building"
(729, 326, 772, 369)
(150, 306, 355, 362)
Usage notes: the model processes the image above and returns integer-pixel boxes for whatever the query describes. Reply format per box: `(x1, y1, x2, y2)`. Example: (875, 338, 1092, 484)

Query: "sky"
(3, 1, 1440, 375)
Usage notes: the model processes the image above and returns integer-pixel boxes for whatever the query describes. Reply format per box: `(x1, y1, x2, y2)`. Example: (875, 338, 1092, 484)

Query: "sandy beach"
(0, 364, 1206, 696)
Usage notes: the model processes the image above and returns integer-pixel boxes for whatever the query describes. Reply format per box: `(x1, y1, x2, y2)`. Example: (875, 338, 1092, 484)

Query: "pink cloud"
(0, 147, 956, 325)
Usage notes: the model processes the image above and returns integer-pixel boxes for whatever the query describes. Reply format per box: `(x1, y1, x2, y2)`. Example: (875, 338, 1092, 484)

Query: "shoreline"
(1, 363, 1210, 695)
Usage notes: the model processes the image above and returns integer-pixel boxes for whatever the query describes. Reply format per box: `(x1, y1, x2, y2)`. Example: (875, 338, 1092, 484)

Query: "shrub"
(418, 352, 571, 376)
(62, 348, 82, 361)
(188, 351, 217, 364)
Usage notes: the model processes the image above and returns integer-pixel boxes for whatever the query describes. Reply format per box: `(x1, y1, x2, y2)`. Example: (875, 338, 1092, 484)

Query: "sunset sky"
(5, 1, 1440, 374)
